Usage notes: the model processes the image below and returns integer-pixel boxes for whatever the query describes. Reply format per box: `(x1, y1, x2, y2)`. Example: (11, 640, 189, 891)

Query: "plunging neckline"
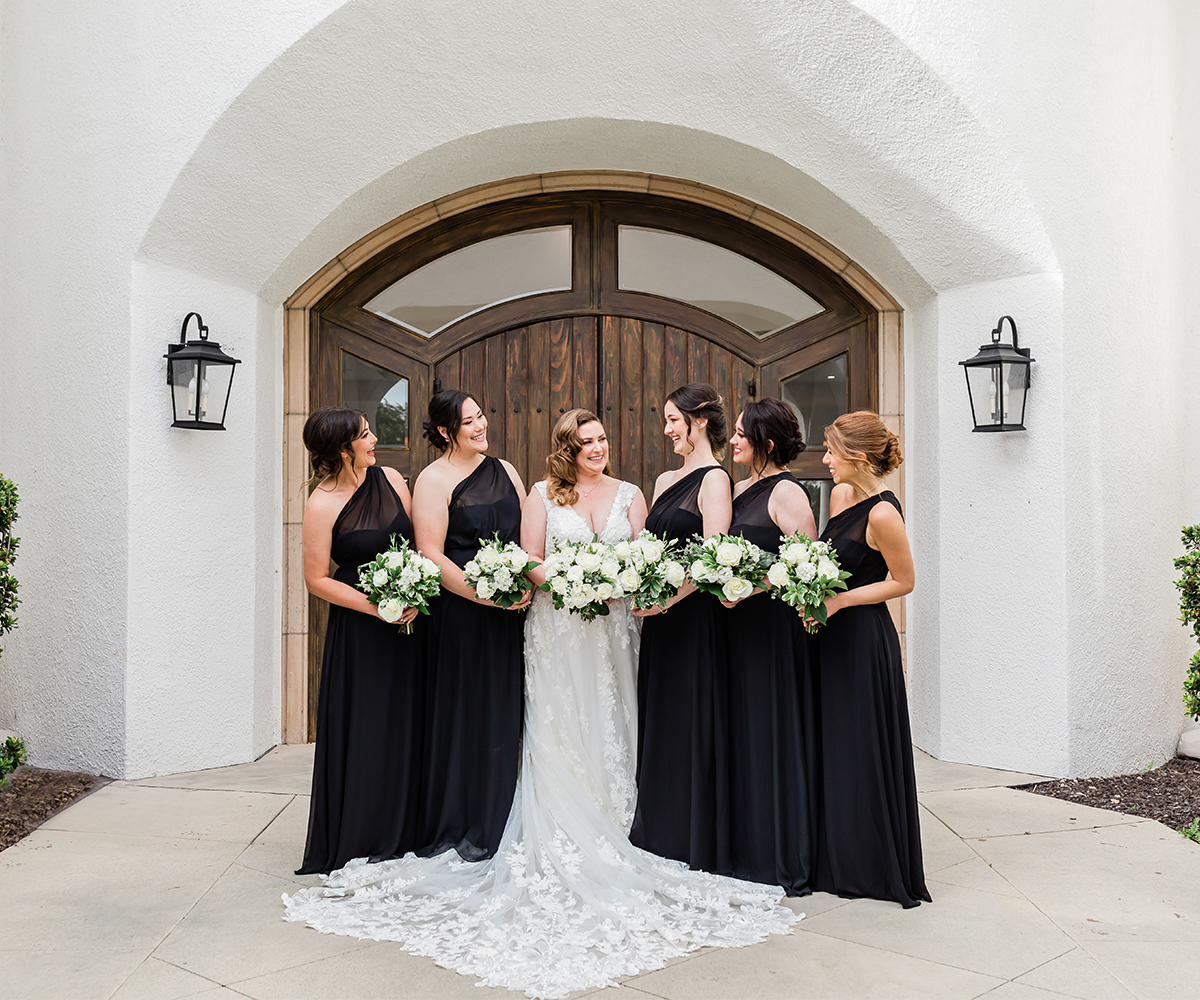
(567, 489, 618, 539)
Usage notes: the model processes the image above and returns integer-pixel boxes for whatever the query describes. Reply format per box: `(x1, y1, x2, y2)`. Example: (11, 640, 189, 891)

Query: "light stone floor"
(3, 745, 1199, 1000)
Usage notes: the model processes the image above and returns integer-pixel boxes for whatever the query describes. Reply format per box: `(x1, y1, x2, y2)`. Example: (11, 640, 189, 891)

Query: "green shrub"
(1176, 525, 1200, 720)
(0, 735, 26, 788)
(1181, 816, 1200, 844)
(0, 474, 18, 658)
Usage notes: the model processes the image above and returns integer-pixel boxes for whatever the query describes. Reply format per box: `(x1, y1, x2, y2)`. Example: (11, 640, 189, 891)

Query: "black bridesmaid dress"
(630, 465, 733, 874)
(812, 491, 931, 908)
(298, 465, 424, 875)
(726, 473, 816, 895)
(418, 455, 524, 862)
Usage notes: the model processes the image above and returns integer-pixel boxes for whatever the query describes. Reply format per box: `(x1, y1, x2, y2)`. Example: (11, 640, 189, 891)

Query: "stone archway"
(280, 170, 904, 743)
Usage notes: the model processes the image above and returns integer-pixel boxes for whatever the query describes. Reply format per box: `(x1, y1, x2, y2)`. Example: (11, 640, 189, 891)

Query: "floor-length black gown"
(298, 465, 424, 875)
(812, 490, 931, 908)
(419, 455, 524, 861)
(726, 473, 816, 895)
(630, 465, 733, 874)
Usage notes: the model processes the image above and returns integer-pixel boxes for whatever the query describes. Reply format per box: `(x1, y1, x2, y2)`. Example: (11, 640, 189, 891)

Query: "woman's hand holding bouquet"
(357, 535, 442, 634)
(539, 537, 623, 622)
(612, 531, 687, 612)
(463, 534, 539, 609)
(767, 533, 851, 632)
(684, 533, 774, 605)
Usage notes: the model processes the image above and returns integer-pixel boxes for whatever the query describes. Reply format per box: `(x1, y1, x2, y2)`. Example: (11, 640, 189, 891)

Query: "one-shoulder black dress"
(630, 465, 733, 874)
(418, 456, 525, 862)
(812, 490, 930, 908)
(726, 473, 816, 895)
(298, 465, 424, 875)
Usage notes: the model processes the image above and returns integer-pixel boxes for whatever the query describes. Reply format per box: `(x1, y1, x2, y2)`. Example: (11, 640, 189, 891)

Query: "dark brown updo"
(422, 389, 481, 452)
(303, 406, 366, 485)
(740, 398, 806, 470)
(666, 382, 728, 456)
(824, 410, 903, 477)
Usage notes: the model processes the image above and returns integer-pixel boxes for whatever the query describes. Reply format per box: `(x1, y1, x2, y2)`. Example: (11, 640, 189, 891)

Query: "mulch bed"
(1022, 757, 1200, 834)
(0, 766, 106, 853)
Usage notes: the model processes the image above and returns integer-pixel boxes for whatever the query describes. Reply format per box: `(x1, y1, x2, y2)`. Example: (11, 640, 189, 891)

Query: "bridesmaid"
(812, 410, 930, 908)
(412, 390, 530, 862)
(297, 407, 422, 875)
(722, 398, 818, 895)
(630, 383, 734, 873)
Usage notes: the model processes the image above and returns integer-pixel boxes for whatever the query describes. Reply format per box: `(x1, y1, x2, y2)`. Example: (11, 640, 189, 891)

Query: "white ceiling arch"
(138, 0, 1057, 309)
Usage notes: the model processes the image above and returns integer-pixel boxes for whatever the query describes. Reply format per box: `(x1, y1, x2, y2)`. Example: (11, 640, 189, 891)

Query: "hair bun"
(880, 431, 903, 474)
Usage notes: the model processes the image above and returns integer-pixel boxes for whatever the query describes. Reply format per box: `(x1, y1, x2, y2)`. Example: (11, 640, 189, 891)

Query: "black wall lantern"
(165, 313, 241, 430)
(959, 315, 1034, 432)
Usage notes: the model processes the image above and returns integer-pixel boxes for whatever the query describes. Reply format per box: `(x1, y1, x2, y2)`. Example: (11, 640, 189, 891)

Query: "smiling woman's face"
(574, 420, 609, 478)
(452, 397, 489, 454)
(348, 417, 377, 469)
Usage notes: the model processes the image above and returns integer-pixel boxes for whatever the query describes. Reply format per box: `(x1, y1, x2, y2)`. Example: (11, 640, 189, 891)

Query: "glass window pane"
(781, 352, 847, 451)
(618, 226, 823, 338)
(365, 226, 572, 336)
(341, 352, 409, 449)
(798, 479, 833, 537)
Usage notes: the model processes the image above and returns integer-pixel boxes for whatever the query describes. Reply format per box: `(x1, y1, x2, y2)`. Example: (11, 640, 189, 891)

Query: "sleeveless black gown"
(630, 465, 733, 874)
(726, 473, 816, 895)
(418, 456, 525, 862)
(298, 465, 424, 875)
(812, 490, 930, 908)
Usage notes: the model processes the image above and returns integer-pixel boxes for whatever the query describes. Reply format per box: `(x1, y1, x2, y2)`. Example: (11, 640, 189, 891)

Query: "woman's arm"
(381, 465, 413, 516)
(521, 488, 549, 588)
(627, 489, 648, 538)
(821, 502, 914, 617)
(697, 467, 733, 537)
(302, 491, 383, 619)
(412, 467, 478, 602)
(770, 480, 817, 540)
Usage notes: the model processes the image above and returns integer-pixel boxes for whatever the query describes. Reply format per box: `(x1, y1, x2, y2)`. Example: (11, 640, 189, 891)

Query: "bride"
(284, 409, 798, 999)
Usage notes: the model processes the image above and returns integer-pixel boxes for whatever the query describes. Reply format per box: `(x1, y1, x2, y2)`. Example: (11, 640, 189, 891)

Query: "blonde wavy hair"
(545, 409, 611, 506)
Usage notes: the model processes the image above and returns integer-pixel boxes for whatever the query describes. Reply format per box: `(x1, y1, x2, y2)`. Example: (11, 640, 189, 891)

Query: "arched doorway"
(283, 174, 902, 742)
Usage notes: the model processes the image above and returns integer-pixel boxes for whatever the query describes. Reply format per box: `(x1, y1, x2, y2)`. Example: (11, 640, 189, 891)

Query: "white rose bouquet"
(683, 533, 774, 604)
(462, 533, 539, 609)
(538, 536, 623, 622)
(767, 532, 852, 632)
(612, 531, 687, 611)
(357, 535, 442, 634)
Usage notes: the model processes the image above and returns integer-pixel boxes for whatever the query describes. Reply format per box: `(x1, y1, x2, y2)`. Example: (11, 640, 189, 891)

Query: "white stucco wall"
(0, 0, 1194, 777)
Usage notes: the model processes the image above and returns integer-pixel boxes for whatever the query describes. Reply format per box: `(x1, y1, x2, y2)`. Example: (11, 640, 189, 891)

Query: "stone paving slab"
(2, 743, 1197, 1000)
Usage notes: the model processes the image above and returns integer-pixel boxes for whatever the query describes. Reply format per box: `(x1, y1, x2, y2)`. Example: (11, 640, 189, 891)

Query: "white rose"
(614, 540, 632, 559)
(781, 542, 807, 565)
(420, 557, 441, 578)
(372, 568, 389, 588)
(577, 583, 596, 605)
(566, 564, 584, 583)
(796, 562, 816, 583)
(464, 560, 480, 577)
(551, 575, 570, 595)
(722, 577, 753, 602)
(817, 558, 839, 581)
(617, 568, 641, 593)
(664, 561, 685, 588)
(493, 568, 513, 590)
(384, 550, 405, 569)
(642, 540, 665, 563)
(576, 551, 602, 572)
(715, 541, 742, 566)
(690, 559, 707, 580)
(377, 598, 403, 623)
(477, 547, 500, 569)
(507, 548, 528, 571)
(601, 559, 620, 579)
(595, 582, 614, 601)
(475, 579, 495, 600)
(767, 561, 791, 587)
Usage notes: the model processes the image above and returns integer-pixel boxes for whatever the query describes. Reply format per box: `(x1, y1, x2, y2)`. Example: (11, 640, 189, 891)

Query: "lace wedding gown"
(284, 480, 799, 999)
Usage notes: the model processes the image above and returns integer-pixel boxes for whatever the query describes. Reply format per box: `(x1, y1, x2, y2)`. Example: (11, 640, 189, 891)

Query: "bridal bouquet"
(357, 535, 442, 634)
(684, 533, 774, 603)
(612, 531, 687, 611)
(463, 534, 539, 609)
(539, 537, 622, 622)
(767, 532, 851, 632)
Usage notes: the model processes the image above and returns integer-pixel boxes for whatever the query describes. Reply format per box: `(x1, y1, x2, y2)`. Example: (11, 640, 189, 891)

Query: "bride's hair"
(824, 410, 903, 477)
(302, 406, 366, 487)
(545, 408, 610, 507)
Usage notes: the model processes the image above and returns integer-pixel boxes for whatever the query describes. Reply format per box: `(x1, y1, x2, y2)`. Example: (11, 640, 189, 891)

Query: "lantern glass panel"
(966, 362, 1026, 428)
(169, 356, 198, 421)
(340, 351, 409, 449)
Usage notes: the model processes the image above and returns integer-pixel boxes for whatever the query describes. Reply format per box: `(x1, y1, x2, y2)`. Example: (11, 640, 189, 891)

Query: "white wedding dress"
(284, 480, 798, 999)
